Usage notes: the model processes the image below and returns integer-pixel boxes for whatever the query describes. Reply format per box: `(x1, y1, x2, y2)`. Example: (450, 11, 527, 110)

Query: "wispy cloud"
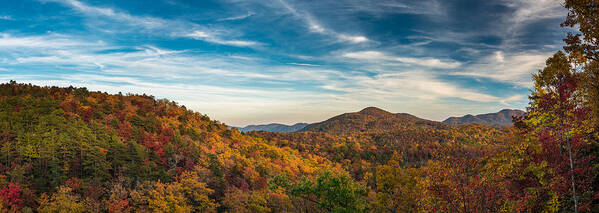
(0, 33, 101, 48)
(287, 63, 320, 67)
(0, 16, 12, 20)
(503, 0, 565, 25)
(44, 0, 260, 47)
(0, 33, 527, 126)
(349, 71, 500, 103)
(218, 12, 255, 21)
(342, 51, 461, 69)
(345, 0, 445, 17)
(277, 0, 370, 43)
(452, 51, 552, 87)
(0, 33, 335, 83)
(184, 31, 259, 47)
(48, 0, 166, 29)
(499, 94, 525, 105)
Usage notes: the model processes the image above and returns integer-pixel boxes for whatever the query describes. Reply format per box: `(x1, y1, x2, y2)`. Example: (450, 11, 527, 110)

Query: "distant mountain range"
(443, 109, 525, 127)
(235, 123, 309, 132)
(235, 107, 525, 133)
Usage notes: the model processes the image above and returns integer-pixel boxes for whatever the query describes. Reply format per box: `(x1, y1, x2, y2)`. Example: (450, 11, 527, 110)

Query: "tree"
(37, 186, 86, 213)
(270, 170, 367, 213)
(373, 153, 421, 213)
(562, 0, 599, 63)
(129, 171, 216, 212)
(524, 51, 596, 212)
(0, 183, 23, 211)
(562, 0, 599, 134)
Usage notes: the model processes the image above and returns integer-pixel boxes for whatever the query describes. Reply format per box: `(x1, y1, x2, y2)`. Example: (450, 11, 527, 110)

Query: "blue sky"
(0, 0, 569, 126)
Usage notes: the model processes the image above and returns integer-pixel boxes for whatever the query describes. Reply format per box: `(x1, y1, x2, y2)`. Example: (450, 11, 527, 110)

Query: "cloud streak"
(277, 0, 370, 43)
(45, 0, 260, 47)
(184, 31, 260, 47)
(218, 12, 255, 21)
(0, 32, 518, 124)
(452, 51, 552, 87)
(342, 51, 461, 69)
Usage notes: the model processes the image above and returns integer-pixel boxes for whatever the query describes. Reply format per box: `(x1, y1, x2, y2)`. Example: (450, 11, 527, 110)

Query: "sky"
(0, 0, 571, 126)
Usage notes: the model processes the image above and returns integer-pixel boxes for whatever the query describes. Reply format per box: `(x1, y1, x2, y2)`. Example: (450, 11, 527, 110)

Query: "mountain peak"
(358, 107, 391, 116)
(300, 107, 448, 134)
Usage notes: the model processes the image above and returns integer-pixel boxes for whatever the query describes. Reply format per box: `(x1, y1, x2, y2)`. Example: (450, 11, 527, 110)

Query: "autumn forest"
(1, 0, 599, 212)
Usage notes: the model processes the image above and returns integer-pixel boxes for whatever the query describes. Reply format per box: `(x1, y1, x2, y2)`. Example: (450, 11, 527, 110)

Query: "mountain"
(236, 123, 309, 132)
(443, 109, 525, 127)
(0, 82, 337, 212)
(300, 106, 448, 134)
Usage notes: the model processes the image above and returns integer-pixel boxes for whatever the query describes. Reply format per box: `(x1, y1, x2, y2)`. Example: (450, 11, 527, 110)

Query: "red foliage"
(82, 107, 94, 123)
(108, 199, 129, 213)
(0, 183, 23, 210)
(117, 122, 133, 142)
(0, 132, 11, 146)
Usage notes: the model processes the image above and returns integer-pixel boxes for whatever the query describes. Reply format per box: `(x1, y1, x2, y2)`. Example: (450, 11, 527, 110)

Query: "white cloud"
(343, 51, 461, 69)
(0, 16, 12, 20)
(186, 31, 210, 38)
(342, 51, 384, 60)
(348, 0, 445, 16)
(45, 0, 259, 47)
(0, 33, 100, 48)
(218, 11, 255, 21)
(0, 33, 335, 83)
(0, 32, 524, 126)
(503, 0, 565, 24)
(53, 0, 166, 29)
(287, 63, 320, 67)
(494, 51, 505, 63)
(337, 34, 369, 43)
(185, 31, 259, 47)
(277, 0, 369, 43)
(352, 71, 500, 102)
(452, 51, 551, 87)
(499, 94, 525, 105)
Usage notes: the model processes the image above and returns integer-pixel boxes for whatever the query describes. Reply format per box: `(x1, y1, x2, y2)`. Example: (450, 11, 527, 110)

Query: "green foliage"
(271, 170, 367, 212)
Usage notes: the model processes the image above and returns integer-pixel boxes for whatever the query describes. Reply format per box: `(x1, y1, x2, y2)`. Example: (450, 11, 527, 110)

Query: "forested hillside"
(1, 78, 596, 212)
(299, 107, 448, 134)
(0, 82, 349, 212)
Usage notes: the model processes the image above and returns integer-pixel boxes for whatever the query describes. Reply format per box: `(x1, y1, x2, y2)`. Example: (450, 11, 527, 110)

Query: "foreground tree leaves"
(269, 170, 367, 213)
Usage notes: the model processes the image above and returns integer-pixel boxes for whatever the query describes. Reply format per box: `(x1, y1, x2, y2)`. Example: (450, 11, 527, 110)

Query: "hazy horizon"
(0, 0, 567, 126)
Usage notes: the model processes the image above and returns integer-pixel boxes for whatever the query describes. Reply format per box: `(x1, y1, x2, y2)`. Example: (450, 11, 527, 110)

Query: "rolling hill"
(299, 106, 449, 134)
(0, 82, 337, 212)
(443, 109, 525, 127)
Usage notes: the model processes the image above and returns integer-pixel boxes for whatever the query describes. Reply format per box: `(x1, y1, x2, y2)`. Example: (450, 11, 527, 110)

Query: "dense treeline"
(0, 0, 598, 212)
(0, 82, 349, 212)
(252, 124, 508, 180)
